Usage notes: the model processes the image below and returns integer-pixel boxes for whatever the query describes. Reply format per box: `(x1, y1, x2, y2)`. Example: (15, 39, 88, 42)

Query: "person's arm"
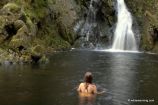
(77, 83, 81, 92)
(97, 91, 106, 95)
(93, 85, 105, 95)
(93, 85, 97, 94)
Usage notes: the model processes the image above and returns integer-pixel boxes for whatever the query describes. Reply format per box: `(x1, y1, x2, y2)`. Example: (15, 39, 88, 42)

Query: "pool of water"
(0, 50, 157, 105)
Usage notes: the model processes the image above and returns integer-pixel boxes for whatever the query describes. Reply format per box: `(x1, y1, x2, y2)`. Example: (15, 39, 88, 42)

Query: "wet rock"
(31, 55, 42, 63)
(39, 55, 49, 63)
(53, 0, 78, 44)
(3, 60, 12, 65)
(74, 0, 115, 48)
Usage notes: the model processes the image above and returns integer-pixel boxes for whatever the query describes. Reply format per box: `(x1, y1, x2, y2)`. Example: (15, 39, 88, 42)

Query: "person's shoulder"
(91, 84, 97, 88)
(91, 83, 96, 86)
(79, 82, 85, 86)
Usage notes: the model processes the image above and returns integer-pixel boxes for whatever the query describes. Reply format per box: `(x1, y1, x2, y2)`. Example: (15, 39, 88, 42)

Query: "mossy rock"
(39, 55, 49, 63)
(0, 0, 9, 8)
(2, 3, 21, 13)
(29, 45, 47, 63)
(50, 36, 71, 49)
(20, 54, 31, 63)
(13, 20, 25, 31)
(9, 25, 30, 48)
(10, 38, 26, 49)
(30, 45, 45, 55)
(23, 15, 37, 36)
(0, 16, 6, 42)
(57, 21, 75, 44)
(0, 16, 6, 30)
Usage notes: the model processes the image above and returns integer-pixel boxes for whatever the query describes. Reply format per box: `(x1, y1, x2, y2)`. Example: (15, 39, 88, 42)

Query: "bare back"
(77, 83, 97, 94)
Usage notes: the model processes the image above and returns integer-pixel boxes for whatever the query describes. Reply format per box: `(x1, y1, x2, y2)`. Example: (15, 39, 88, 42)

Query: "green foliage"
(2, 2, 20, 13)
(0, 0, 76, 63)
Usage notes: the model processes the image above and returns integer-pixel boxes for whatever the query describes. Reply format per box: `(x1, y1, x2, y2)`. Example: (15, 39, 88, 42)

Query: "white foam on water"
(95, 49, 140, 53)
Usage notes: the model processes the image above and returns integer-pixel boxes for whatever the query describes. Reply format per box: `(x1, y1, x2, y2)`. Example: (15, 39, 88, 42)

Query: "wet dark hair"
(84, 72, 93, 84)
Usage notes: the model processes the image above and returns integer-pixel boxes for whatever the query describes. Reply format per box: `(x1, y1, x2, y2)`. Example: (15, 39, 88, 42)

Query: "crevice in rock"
(37, 21, 42, 29)
(4, 23, 17, 40)
(19, 14, 27, 23)
(151, 26, 158, 45)
(31, 55, 41, 63)
(17, 45, 26, 52)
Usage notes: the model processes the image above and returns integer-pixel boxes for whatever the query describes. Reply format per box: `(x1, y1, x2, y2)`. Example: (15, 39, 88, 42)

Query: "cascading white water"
(112, 0, 137, 51)
(80, 0, 98, 41)
(74, 0, 102, 48)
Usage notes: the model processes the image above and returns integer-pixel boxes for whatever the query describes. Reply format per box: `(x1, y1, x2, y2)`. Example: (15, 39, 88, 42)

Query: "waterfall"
(74, 0, 101, 48)
(112, 0, 137, 51)
(80, 0, 98, 41)
(81, 0, 97, 40)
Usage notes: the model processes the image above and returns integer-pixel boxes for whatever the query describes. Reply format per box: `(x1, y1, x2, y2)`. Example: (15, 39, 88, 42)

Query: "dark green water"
(0, 50, 158, 105)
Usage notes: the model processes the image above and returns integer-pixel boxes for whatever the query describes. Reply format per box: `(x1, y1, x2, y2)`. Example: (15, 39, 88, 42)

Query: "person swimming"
(78, 72, 102, 96)
(77, 72, 105, 96)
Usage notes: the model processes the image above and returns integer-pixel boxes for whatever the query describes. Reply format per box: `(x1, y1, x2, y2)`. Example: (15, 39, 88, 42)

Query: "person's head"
(84, 72, 93, 84)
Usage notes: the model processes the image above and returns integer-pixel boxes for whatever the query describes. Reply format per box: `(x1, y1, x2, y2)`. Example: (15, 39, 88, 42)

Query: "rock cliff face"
(0, 0, 79, 64)
(126, 0, 158, 53)
(0, 0, 158, 64)
(73, 0, 115, 48)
